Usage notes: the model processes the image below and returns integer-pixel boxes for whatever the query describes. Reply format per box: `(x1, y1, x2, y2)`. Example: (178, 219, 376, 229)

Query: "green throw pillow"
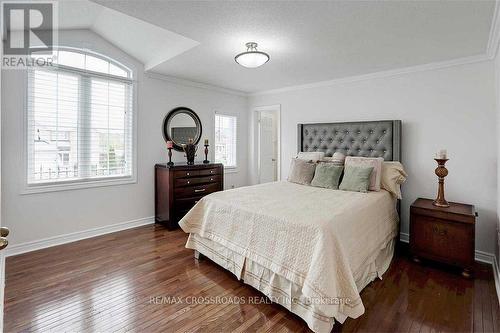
(310, 163, 344, 189)
(339, 166, 374, 193)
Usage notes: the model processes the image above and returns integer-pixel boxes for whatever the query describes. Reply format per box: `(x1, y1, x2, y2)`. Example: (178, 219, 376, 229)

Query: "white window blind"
(214, 114, 237, 168)
(27, 49, 134, 186)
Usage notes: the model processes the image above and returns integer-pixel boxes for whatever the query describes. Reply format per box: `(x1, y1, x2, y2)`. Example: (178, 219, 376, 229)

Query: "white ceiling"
(82, 1, 494, 93)
(56, 0, 199, 71)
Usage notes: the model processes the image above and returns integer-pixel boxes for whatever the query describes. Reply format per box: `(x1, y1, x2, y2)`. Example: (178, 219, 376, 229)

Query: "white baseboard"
(5, 216, 155, 257)
(399, 232, 495, 264)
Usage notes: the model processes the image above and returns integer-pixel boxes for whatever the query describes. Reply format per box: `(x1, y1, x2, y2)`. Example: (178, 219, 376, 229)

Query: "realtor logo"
(2, 2, 54, 55)
(1, 1, 57, 68)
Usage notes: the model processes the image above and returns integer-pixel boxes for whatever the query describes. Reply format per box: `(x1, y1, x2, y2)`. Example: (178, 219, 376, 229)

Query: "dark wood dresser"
(155, 162, 223, 230)
(410, 198, 476, 277)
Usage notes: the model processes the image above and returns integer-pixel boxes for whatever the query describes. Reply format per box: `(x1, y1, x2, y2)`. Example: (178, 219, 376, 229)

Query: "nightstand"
(410, 198, 476, 277)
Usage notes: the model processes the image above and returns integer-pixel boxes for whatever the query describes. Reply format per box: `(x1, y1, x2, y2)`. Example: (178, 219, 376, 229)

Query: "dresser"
(155, 163, 224, 230)
(410, 198, 476, 277)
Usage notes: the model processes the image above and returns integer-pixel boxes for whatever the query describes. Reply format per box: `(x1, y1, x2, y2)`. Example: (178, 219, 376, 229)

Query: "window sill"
(21, 176, 137, 195)
(224, 167, 238, 174)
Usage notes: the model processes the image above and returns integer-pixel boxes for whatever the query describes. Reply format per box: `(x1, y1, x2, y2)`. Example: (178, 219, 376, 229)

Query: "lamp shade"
(235, 42, 270, 68)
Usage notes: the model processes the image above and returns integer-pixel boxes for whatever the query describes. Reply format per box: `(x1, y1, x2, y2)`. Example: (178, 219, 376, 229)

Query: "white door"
(0, 44, 5, 331)
(0, 42, 7, 331)
(257, 107, 280, 184)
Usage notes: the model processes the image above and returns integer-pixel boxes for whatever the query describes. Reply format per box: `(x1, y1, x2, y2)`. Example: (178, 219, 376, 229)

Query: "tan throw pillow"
(381, 161, 408, 199)
(344, 156, 384, 191)
(297, 151, 325, 162)
(288, 158, 317, 185)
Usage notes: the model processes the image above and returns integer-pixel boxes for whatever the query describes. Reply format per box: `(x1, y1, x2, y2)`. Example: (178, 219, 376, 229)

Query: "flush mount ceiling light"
(234, 42, 270, 68)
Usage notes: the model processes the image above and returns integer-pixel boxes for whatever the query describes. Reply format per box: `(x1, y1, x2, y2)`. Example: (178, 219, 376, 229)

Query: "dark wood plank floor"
(5, 224, 500, 332)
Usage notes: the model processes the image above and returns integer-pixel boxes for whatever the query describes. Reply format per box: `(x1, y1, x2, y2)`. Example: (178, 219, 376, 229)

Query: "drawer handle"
(187, 181, 190, 184)
(194, 188, 206, 193)
(187, 172, 190, 176)
(210, 178, 214, 181)
(210, 170, 214, 174)
(194, 200, 199, 204)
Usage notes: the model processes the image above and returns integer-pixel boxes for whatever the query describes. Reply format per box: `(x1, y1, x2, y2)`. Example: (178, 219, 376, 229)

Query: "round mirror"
(162, 107, 202, 151)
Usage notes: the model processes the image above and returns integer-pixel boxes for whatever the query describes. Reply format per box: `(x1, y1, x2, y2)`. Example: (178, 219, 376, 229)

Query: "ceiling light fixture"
(235, 42, 270, 68)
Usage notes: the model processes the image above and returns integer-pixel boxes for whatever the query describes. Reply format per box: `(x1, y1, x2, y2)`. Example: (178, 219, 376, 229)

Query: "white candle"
(436, 149, 447, 159)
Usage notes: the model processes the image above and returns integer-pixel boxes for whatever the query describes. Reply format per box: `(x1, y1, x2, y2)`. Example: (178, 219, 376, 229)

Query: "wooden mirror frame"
(162, 107, 203, 151)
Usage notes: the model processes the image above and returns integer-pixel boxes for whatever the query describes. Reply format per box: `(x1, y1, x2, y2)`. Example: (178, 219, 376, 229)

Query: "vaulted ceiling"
(76, 0, 495, 93)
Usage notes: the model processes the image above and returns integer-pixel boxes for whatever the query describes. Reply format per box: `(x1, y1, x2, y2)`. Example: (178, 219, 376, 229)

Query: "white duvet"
(179, 181, 398, 332)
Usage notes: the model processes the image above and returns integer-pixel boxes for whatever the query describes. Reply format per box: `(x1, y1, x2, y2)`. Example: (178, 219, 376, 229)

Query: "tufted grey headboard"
(298, 120, 401, 161)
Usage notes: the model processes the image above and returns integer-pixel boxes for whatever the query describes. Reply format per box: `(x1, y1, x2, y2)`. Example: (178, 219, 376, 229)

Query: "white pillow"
(344, 156, 384, 191)
(297, 151, 325, 162)
(381, 161, 407, 199)
(321, 152, 346, 165)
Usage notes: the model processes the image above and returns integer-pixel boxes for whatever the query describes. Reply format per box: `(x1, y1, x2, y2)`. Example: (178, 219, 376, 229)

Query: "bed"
(179, 120, 402, 333)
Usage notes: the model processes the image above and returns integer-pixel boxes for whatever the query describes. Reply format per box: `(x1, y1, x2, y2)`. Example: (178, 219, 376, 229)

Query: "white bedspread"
(179, 181, 398, 332)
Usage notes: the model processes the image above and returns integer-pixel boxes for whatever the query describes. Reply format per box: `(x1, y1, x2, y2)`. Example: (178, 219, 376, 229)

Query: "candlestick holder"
(433, 158, 449, 208)
(167, 147, 174, 166)
(203, 144, 210, 164)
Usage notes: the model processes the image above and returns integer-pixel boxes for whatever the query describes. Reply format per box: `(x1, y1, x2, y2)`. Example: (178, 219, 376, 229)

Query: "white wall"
(496, 53, 500, 263)
(1, 30, 248, 247)
(249, 61, 497, 254)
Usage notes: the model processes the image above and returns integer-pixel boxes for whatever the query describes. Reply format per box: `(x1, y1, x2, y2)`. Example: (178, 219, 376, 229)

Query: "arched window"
(26, 48, 135, 190)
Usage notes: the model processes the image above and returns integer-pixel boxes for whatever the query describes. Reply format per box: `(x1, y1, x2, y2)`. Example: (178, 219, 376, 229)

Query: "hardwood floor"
(5, 224, 500, 332)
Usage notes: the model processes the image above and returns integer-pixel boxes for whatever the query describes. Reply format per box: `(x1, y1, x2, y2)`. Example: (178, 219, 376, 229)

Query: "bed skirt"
(186, 233, 395, 333)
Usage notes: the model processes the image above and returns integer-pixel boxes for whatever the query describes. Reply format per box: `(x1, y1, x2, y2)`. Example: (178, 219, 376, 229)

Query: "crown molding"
(148, 52, 491, 98)
(145, 71, 248, 97)
(487, 0, 500, 59)
(249, 54, 490, 96)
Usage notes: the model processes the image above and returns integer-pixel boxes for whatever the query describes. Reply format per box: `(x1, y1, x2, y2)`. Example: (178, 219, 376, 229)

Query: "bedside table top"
(411, 198, 475, 217)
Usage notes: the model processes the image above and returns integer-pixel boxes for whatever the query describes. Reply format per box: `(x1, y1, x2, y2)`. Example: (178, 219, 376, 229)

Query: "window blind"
(214, 114, 237, 168)
(26, 54, 134, 185)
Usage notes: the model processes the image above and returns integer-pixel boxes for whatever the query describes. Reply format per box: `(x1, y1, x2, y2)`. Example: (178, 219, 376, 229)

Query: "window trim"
(21, 47, 138, 195)
(213, 112, 238, 171)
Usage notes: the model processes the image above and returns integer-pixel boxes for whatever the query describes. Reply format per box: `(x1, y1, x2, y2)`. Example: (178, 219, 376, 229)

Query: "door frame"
(254, 104, 281, 183)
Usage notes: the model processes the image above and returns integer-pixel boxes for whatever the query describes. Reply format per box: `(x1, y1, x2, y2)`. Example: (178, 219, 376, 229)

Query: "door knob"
(1, 227, 9, 238)
(0, 238, 8, 250)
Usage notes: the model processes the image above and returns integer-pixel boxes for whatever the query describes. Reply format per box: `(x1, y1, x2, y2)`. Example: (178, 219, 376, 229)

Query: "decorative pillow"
(344, 156, 383, 191)
(310, 163, 344, 189)
(339, 166, 374, 193)
(288, 158, 317, 185)
(297, 151, 325, 162)
(321, 152, 346, 166)
(381, 161, 408, 199)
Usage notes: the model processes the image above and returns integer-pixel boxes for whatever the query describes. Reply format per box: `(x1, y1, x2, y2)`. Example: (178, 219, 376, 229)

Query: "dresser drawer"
(411, 215, 474, 266)
(175, 175, 221, 187)
(174, 170, 199, 178)
(174, 197, 202, 211)
(174, 182, 220, 198)
(198, 167, 221, 176)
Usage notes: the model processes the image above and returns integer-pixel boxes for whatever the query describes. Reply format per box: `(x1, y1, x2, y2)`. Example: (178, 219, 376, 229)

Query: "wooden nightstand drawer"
(410, 198, 475, 277)
(411, 215, 473, 266)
